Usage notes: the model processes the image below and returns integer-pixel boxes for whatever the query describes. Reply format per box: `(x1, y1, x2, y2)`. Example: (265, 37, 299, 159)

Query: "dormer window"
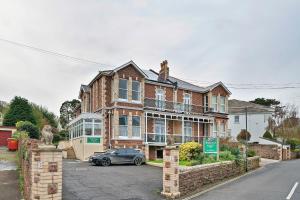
(220, 96, 225, 113)
(119, 79, 128, 100)
(212, 95, 218, 112)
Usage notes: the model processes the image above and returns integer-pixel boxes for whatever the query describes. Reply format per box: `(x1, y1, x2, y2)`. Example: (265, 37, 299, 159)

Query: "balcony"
(145, 133, 205, 145)
(144, 98, 204, 114)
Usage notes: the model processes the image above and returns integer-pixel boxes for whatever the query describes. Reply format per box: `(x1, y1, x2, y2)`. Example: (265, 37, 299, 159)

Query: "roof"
(82, 60, 231, 95)
(229, 99, 275, 114)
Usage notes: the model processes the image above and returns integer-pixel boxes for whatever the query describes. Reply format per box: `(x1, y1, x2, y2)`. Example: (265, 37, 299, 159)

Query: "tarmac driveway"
(63, 160, 164, 200)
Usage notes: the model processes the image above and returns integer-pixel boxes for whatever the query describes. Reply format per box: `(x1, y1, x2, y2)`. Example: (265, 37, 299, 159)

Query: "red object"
(0, 130, 12, 146)
(7, 138, 18, 151)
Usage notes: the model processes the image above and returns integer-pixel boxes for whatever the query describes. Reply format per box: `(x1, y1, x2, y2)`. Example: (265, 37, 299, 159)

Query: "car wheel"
(134, 157, 142, 166)
(95, 160, 102, 166)
(101, 157, 111, 167)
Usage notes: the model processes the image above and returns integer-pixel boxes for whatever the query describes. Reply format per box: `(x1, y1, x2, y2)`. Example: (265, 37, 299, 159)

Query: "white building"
(228, 99, 274, 143)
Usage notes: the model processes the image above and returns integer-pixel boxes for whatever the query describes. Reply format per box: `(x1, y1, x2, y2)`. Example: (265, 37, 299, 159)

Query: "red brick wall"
(166, 87, 173, 101)
(117, 64, 144, 81)
(177, 89, 184, 103)
(145, 83, 156, 99)
(211, 85, 229, 96)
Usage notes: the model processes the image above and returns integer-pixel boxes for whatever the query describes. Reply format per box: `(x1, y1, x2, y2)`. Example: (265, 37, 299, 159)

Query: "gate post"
(161, 146, 180, 199)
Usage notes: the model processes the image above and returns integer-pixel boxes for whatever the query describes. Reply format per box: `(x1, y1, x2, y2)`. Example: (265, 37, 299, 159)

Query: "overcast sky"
(1, 0, 300, 115)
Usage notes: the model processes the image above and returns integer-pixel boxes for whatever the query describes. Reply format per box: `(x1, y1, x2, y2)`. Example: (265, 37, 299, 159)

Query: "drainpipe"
(108, 110, 112, 149)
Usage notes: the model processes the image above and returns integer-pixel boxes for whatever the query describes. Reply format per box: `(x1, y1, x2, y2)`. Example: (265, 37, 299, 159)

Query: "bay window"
(132, 81, 141, 101)
(119, 79, 128, 100)
(212, 95, 217, 112)
(132, 116, 141, 138)
(220, 96, 225, 113)
(119, 115, 128, 137)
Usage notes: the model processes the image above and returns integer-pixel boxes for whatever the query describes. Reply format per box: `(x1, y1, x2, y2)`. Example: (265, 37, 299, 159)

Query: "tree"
(263, 131, 273, 140)
(250, 98, 280, 107)
(59, 99, 80, 128)
(3, 96, 36, 126)
(237, 129, 251, 142)
(31, 103, 58, 130)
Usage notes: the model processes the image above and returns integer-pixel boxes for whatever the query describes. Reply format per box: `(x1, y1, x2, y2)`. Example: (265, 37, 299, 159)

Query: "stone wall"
(291, 151, 300, 159)
(248, 144, 281, 160)
(19, 138, 63, 200)
(178, 156, 260, 197)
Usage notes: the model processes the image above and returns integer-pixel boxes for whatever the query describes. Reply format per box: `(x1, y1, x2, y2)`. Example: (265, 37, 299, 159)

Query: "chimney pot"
(158, 60, 169, 82)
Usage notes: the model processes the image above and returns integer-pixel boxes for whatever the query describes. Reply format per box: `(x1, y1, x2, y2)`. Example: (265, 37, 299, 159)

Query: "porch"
(144, 111, 214, 146)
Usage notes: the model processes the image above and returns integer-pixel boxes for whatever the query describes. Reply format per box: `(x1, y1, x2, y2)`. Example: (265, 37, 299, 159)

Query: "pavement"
(191, 159, 300, 200)
(63, 160, 164, 200)
(0, 147, 21, 200)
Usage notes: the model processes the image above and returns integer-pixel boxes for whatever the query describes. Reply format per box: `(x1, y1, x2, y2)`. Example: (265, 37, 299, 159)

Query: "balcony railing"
(144, 98, 204, 114)
(145, 133, 207, 145)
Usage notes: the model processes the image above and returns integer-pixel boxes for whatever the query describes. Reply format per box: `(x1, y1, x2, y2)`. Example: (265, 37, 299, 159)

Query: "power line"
(0, 37, 113, 67)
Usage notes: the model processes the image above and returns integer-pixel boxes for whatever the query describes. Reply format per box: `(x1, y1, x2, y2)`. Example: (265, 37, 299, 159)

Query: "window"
(234, 115, 240, 123)
(156, 89, 165, 109)
(204, 95, 209, 112)
(220, 96, 225, 113)
(184, 122, 192, 142)
(132, 81, 141, 101)
(155, 119, 165, 143)
(183, 93, 191, 112)
(220, 122, 226, 137)
(84, 119, 93, 135)
(119, 116, 128, 137)
(132, 116, 141, 138)
(212, 96, 217, 112)
(94, 119, 102, 135)
(213, 122, 218, 136)
(119, 79, 128, 100)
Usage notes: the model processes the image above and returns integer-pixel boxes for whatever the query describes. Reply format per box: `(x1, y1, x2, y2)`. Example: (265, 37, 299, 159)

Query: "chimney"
(158, 60, 169, 82)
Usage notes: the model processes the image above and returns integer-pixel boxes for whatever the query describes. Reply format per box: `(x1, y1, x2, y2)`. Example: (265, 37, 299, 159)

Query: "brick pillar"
(31, 145, 62, 200)
(144, 145, 149, 161)
(277, 146, 282, 160)
(161, 146, 180, 198)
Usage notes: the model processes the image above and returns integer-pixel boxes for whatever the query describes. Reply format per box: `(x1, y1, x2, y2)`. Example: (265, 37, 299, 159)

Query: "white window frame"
(183, 93, 191, 112)
(119, 115, 128, 138)
(132, 116, 141, 139)
(132, 81, 141, 102)
(184, 121, 192, 137)
(213, 121, 218, 136)
(212, 95, 218, 112)
(156, 89, 165, 110)
(118, 79, 128, 101)
(220, 122, 226, 137)
(220, 96, 225, 113)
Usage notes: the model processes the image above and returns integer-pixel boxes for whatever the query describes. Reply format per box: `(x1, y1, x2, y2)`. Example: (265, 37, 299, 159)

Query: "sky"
(0, 0, 300, 115)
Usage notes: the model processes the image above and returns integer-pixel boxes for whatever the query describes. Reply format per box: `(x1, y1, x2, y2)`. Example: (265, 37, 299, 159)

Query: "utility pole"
(245, 106, 248, 172)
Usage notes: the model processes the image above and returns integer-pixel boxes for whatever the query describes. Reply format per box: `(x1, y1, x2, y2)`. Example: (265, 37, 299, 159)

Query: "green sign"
(203, 138, 218, 154)
(87, 137, 101, 144)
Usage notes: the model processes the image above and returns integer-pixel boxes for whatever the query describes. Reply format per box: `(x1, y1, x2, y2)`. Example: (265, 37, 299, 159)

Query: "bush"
(58, 130, 69, 140)
(179, 142, 202, 161)
(16, 121, 40, 139)
(237, 130, 251, 142)
(220, 151, 235, 161)
(220, 144, 230, 151)
(202, 155, 217, 164)
(12, 131, 29, 140)
(52, 134, 61, 145)
(286, 139, 300, 150)
(263, 131, 273, 139)
(247, 150, 256, 157)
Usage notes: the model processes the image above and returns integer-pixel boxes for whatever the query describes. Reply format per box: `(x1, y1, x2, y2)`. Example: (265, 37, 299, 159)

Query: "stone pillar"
(144, 144, 149, 161)
(31, 145, 62, 200)
(161, 146, 180, 199)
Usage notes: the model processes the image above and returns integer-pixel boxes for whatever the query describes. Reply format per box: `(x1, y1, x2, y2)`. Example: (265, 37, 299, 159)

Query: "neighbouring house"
(228, 99, 274, 143)
(68, 60, 231, 160)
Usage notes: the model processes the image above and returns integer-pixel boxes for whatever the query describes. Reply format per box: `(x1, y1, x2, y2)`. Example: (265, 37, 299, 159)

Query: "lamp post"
(245, 106, 248, 172)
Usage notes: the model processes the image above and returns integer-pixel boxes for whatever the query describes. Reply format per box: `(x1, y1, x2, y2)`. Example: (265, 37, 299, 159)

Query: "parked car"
(89, 148, 146, 166)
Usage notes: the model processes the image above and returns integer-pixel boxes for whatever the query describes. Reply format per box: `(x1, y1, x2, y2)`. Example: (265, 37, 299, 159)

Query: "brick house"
(68, 60, 231, 160)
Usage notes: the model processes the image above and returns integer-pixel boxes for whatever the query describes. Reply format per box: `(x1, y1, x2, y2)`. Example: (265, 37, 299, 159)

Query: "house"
(228, 99, 274, 143)
(68, 60, 231, 160)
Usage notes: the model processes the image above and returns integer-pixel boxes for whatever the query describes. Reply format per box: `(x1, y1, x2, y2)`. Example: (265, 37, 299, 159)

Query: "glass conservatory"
(68, 113, 103, 161)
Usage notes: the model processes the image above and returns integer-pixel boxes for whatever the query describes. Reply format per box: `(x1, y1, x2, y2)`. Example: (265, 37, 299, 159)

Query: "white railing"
(145, 133, 209, 145)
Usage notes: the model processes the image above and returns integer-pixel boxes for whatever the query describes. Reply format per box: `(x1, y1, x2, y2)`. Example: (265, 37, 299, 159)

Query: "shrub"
(247, 150, 256, 157)
(52, 134, 61, 145)
(220, 144, 230, 151)
(179, 142, 202, 161)
(286, 139, 300, 150)
(237, 130, 251, 142)
(16, 121, 40, 139)
(3, 96, 36, 126)
(202, 155, 217, 164)
(263, 131, 273, 139)
(58, 130, 69, 140)
(12, 131, 29, 140)
(220, 151, 235, 161)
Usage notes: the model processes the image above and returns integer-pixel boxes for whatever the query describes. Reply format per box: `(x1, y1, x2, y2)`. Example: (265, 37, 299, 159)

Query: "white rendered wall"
(228, 113, 272, 142)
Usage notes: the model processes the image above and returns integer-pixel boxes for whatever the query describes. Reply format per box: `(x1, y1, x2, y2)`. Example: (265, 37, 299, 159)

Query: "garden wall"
(161, 146, 260, 198)
(18, 138, 63, 200)
(179, 156, 260, 196)
(248, 144, 281, 160)
(291, 151, 300, 159)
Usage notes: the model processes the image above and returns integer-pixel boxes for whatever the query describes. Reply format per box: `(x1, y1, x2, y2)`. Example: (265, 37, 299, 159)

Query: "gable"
(117, 64, 145, 80)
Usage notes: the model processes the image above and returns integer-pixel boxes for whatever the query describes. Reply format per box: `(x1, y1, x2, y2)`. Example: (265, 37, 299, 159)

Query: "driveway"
(63, 160, 164, 200)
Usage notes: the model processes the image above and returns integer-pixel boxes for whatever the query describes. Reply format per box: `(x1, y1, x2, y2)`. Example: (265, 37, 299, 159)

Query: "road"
(192, 159, 300, 200)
